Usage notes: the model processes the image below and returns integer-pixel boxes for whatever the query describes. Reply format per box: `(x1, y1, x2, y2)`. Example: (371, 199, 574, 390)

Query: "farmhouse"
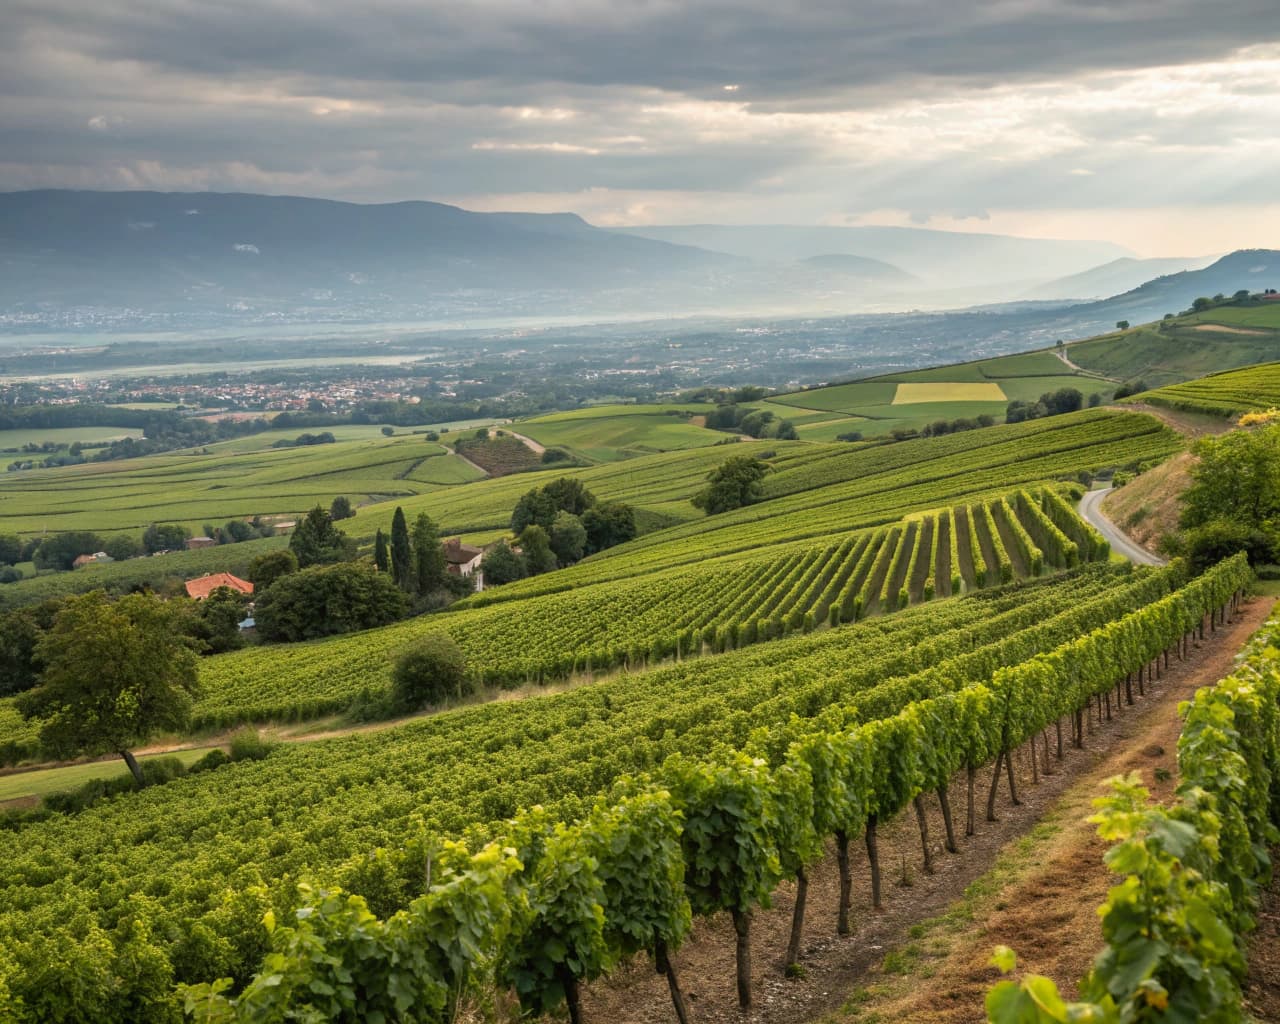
(443, 537, 486, 591)
(185, 536, 217, 550)
(184, 572, 254, 600)
(71, 551, 112, 569)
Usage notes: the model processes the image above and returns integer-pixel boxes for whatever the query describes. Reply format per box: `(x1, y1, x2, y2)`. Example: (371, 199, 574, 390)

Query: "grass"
(0, 746, 214, 803)
(0, 426, 143, 451)
(516, 405, 722, 462)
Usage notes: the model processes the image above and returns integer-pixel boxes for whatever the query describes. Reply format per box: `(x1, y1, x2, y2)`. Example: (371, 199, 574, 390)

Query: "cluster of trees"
(919, 413, 996, 437)
(1005, 387, 1088, 424)
(483, 479, 637, 587)
(1169, 423, 1280, 572)
(692, 455, 769, 515)
(373, 507, 468, 605)
(270, 431, 336, 449)
(704, 403, 798, 440)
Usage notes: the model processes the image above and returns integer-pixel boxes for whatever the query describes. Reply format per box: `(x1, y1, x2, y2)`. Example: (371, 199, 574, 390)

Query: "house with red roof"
(184, 573, 254, 600)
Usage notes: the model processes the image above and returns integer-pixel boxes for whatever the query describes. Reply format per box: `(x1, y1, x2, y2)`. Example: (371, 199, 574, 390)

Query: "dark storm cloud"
(1, 0, 1278, 237)
(4, 0, 1276, 102)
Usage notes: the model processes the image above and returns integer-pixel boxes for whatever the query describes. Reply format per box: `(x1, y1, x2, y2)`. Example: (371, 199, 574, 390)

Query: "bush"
(1181, 519, 1277, 575)
(189, 748, 231, 773)
(228, 727, 274, 762)
(391, 634, 470, 711)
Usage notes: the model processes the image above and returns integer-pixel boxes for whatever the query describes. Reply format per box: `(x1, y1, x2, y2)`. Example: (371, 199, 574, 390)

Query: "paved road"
(1078, 487, 1166, 566)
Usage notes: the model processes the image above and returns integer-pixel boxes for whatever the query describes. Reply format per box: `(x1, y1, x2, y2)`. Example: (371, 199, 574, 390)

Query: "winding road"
(1078, 486, 1165, 566)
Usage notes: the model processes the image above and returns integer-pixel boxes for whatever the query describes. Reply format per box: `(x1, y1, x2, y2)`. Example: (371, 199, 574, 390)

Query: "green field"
(516, 404, 720, 461)
(0, 747, 213, 804)
(768, 349, 1114, 436)
(0, 426, 143, 451)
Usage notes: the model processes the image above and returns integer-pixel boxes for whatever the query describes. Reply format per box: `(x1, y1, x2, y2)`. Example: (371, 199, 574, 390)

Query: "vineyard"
(1130, 359, 1280, 418)
(0, 487, 1107, 747)
(0, 551, 1252, 1021)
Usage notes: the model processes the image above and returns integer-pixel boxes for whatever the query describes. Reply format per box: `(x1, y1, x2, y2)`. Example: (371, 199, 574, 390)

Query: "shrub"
(391, 633, 470, 710)
(228, 727, 274, 762)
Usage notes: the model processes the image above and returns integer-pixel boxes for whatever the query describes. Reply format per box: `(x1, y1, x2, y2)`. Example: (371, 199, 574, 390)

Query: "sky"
(3, 0, 1279, 256)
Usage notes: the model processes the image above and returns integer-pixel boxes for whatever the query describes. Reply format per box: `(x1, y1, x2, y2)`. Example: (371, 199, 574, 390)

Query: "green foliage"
(246, 549, 297, 592)
(692, 454, 768, 515)
(391, 634, 470, 710)
(517, 524, 558, 576)
(548, 511, 587, 566)
(479, 539, 527, 587)
(289, 505, 353, 569)
(389, 506, 413, 591)
(190, 587, 249, 655)
(411, 513, 447, 597)
(1181, 425, 1280, 531)
(33, 530, 105, 570)
(328, 495, 355, 521)
(17, 591, 199, 779)
(142, 522, 189, 555)
(255, 563, 408, 642)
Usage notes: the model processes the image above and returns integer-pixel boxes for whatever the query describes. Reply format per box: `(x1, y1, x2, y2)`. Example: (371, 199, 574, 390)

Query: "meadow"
(515, 404, 719, 462)
(1130, 360, 1280, 417)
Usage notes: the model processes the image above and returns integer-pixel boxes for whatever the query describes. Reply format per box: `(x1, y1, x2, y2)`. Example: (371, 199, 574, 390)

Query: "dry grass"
(1101, 451, 1193, 554)
(891, 382, 1007, 405)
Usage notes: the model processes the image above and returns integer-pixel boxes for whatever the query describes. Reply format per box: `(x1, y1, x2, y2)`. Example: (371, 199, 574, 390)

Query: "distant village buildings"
(443, 537, 486, 591)
(184, 573, 254, 600)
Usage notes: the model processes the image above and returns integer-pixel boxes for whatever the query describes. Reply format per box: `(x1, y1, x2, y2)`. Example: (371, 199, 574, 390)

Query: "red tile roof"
(184, 573, 254, 600)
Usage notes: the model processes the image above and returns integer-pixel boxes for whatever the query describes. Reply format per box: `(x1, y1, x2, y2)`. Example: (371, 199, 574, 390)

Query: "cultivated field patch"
(892, 382, 1006, 404)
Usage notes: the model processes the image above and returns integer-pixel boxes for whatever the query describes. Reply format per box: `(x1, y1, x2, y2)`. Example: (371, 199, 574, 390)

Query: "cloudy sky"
(3, 0, 1278, 255)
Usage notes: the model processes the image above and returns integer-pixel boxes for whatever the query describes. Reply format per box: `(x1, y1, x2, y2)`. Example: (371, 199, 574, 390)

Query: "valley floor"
(575, 594, 1275, 1024)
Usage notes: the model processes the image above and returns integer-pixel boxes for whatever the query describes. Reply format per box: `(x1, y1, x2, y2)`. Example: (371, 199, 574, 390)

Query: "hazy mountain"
(615, 223, 1132, 288)
(798, 253, 918, 284)
(1024, 255, 1218, 301)
(1081, 250, 1280, 322)
(0, 190, 737, 320)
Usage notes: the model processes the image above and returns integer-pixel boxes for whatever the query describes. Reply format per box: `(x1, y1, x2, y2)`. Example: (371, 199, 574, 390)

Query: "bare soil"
(1245, 859, 1280, 1022)
(579, 595, 1275, 1024)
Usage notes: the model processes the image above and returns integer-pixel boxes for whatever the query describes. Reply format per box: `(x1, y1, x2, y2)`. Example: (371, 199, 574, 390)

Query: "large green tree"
(17, 591, 199, 787)
(255, 563, 408, 643)
(518, 525, 558, 576)
(248, 549, 298, 592)
(1181, 424, 1280, 531)
(692, 455, 769, 515)
(289, 506, 352, 568)
(582, 502, 637, 554)
(548, 511, 587, 566)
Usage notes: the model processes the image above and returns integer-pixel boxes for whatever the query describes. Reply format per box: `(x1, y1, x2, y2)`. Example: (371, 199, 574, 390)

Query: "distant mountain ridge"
(0, 189, 735, 318)
(1024, 255, 1218, 301)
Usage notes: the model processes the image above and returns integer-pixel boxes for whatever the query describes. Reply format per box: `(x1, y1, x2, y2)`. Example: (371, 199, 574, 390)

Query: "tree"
(481, 540, 527, 587)
(692, 455, 768, 515)
(329, 496, 355, 521)
(374, 528, 389, 572)
(1181, 425, 1280, 532)
(255, 564, 408, 642)
(582, 502, 637, 554)
(1192, 296, 1214, 311)
(389, 506, 413, 592)
(518, 525, 558, 576)
(32, 531, 105, 571)
(0, 534, 20, 566)
(1042, 387, 1083, 416)
(541, 478, 596, 517)
(549, 511, 587, 566)
(0, 608, 43, 696)
(1115, 320, 1130, 330)
(100, 533, 143, 562)
(190, 586, 249, 654)
(221, 519, 255, 543)
(248, 549, 298, 591)
(380, 426, 394, 437)
(289, 506, 352, 568)
(142, 522, 189, 554)
(412, 512, 447, 596)
(511, 489, 557, 534)
(17, 592, 199, 787)
(391, 633, 470, 710)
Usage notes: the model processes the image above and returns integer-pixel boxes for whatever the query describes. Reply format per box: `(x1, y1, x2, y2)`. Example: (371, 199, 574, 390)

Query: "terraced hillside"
(1125, 359, 1280, 418)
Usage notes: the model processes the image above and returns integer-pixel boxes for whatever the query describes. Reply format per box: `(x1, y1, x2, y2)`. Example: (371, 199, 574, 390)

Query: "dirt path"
(1078, 487, 1165, 566)
(1053, 347, 1111, 378)
(494, 428, 546, 454)
(1245, 854, 1280, 1020)
(1122, 402, 1235, 439)
(580, 596, 1274, 1024)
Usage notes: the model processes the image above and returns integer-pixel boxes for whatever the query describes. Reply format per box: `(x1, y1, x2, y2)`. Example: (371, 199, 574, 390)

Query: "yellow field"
(892, 382, 1007, 404)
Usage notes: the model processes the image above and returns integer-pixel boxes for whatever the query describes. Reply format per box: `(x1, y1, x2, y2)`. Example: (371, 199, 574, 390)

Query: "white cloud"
(233, 242, 260, 254)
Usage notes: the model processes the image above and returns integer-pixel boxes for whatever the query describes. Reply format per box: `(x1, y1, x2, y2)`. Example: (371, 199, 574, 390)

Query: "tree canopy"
(692, 455, 769, 515)
(289, 506, 353, 568)
(16, 591, 200, 787)
(255, 563, 407, 643)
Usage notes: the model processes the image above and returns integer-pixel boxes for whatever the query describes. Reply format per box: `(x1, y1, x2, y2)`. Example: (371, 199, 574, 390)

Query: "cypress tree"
(390, 507, 413, 592)
(374, 528, 389, 572)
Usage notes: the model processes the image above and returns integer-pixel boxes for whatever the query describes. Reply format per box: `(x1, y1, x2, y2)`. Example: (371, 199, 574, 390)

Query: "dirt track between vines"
(581, 595, 1274, 1024)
